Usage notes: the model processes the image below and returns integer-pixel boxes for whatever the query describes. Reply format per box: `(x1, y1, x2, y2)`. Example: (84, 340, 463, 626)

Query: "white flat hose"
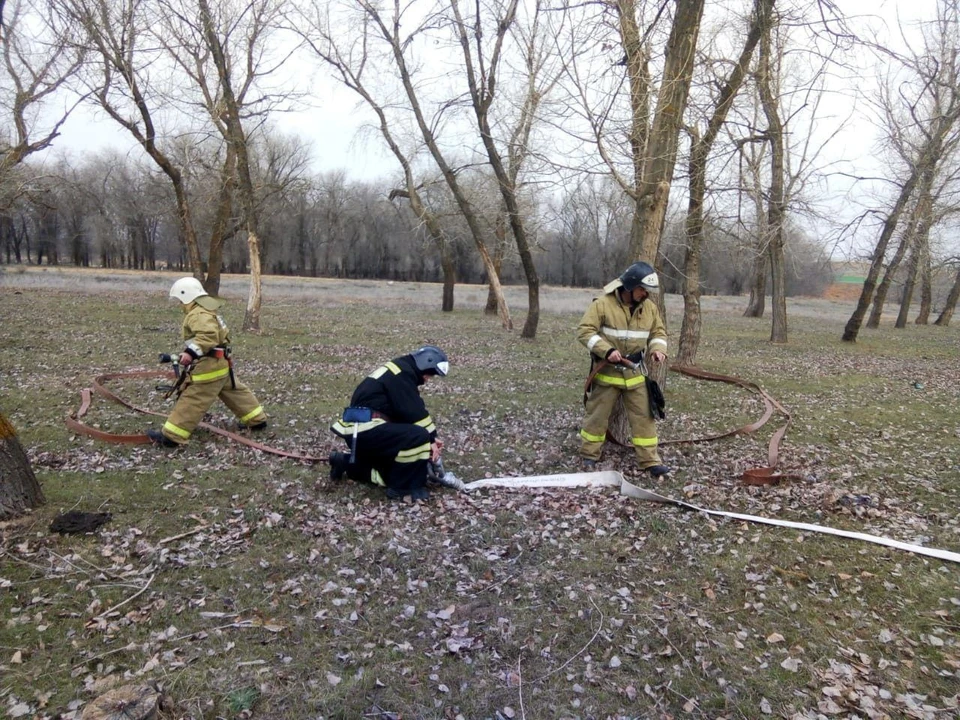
(463, 471, 960, 565)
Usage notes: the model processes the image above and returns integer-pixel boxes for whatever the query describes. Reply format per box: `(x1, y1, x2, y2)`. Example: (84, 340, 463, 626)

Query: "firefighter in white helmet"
(576, 261, 671, 477)
(147, 277, 267, 447)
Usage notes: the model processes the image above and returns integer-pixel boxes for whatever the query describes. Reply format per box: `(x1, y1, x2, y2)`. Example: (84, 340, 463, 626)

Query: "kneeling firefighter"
(329, 346, 448, 500)
(576, 261, 671, 477)
(147, 277, 267, 447)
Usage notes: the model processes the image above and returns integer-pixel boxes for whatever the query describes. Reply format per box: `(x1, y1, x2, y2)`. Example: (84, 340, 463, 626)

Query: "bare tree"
(339, 0, 515, 330)
(296, 4, 461, 312)
(755, 3, 787, 343)
(58, 0, 212, 282)
(447, 0, 558, 338)
(193, 0, 293, 331)
(843, 1, 960, 342)
(0, 0, 83, 517)
(1, 0, 84, 205)
(866, 74, 960, 327)
(677, 0, 772, 366)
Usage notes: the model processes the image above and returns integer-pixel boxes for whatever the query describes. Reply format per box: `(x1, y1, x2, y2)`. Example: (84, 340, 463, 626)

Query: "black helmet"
(619, 261, 659, 293)
(412, 345, 449, 377)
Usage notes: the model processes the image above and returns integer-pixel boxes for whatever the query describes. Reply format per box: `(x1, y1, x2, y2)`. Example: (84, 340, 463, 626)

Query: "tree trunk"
(755, 10, 787, 342)
(868, 167, 935, 327)
(0, 412, 45, 520)
(895, 245, 922, 329)
(678, 0, 769, 366)
(934, 264, 960, 326)
(841, 167, 922, 342)
(205, 145, 238, 297)
(743, 250, 767, 317)
(485, 213, 507, 314)
(196, 0, 263, 332)
(915, 236, 932, 324)
(633, 0, 706, 261)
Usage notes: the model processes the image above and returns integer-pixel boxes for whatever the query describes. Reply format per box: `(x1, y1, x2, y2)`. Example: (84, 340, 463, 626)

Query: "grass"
(0, 271, 958, 720)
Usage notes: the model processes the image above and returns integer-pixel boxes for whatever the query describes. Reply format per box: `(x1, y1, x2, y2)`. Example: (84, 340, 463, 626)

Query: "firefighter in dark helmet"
(329, 346, 448, 501)
(147, 277, 267, 447)
(576, 261, 671, 477)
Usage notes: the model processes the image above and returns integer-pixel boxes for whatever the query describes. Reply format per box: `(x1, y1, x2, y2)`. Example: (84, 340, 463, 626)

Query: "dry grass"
(0, 268, 958, 720)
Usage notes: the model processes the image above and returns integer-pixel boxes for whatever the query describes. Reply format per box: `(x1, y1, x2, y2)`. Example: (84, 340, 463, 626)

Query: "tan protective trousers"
(579, 383, 661, 468)
(161, 375, 266, 445)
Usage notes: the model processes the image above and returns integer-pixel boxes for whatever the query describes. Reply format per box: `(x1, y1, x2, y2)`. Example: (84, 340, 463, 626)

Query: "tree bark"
(867, 167, 933, 328)
(757, 16, 787, 343)
(743, 249, 767, 317)
(842, 168, 922, 342)
(916, 239, 933, 326)
(934, 264, 960, 326)
(196, 0, 264, 332)
(632, 0, 706, 261)
(0, 412, 44, 520)
(485, 213, 508, 314)
(678, 0, 770, 366)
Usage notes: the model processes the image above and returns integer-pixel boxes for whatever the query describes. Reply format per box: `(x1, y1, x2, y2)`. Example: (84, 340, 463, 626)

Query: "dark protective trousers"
(339, 422, 432, 494)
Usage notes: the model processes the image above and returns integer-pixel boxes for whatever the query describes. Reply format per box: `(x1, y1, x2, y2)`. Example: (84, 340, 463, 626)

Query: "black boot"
(410, 485, 430, 501)
(646, 464, 671, 478)
(329, 452, 349, 481)
(147, 429, 178, 448)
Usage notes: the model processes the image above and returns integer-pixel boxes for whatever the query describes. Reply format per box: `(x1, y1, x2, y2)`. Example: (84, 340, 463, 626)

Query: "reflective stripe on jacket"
(181, 301, 231, 384)
(332, 355, 437, 440)
(576, 287, 667, 389)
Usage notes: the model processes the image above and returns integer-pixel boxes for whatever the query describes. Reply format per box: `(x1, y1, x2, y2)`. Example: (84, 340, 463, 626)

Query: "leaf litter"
(1, 283, 958, 718)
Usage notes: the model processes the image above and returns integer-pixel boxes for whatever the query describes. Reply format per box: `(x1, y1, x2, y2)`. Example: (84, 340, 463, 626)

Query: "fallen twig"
(92, 572, 155, 621)
(159, 525, 209, 546)
(532, 596, 604, 683)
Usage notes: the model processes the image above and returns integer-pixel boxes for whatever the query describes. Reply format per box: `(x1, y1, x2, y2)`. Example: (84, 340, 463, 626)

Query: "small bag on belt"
(342, 407, 373, 463)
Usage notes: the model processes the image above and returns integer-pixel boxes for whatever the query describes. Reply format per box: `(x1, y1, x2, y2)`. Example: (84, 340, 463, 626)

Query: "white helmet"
(169, 277, 208, 305)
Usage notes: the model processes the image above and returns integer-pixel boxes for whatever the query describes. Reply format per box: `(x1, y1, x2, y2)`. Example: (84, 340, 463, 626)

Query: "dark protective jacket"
(333, 355, 437, 439)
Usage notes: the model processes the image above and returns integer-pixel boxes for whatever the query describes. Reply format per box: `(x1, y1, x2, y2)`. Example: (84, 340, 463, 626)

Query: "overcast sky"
(37, 0, 943, 259)
(43, 1, 921, 177)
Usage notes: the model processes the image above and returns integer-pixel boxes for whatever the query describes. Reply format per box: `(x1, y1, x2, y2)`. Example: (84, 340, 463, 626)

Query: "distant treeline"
(1, 151, 834, 296)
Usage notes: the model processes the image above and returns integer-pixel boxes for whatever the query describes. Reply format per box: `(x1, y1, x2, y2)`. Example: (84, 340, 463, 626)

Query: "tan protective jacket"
(181, 297, 230, 384)
(576, 280, 668, 389)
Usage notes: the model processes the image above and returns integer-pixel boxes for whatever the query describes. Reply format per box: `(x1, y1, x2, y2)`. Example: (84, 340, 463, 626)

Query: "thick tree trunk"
(0, 413, 44, 520)
(678, 0, 769, 365)
(744, 251, 767, 317)
(440, 250, 456, 312)
(895, 262, 917, 328)
(485, 215, 507, 315)
(633, 0, 706, 261)
(915, 238, 932, 324)
(205, 145, 238, 297)
(756, 14, 787, 342)
(934, 264, 960, 326)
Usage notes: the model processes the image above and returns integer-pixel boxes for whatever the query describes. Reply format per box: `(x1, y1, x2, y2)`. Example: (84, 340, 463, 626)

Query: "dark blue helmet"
(620, 261, 659, 293)
(412, 345, 449, 377)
